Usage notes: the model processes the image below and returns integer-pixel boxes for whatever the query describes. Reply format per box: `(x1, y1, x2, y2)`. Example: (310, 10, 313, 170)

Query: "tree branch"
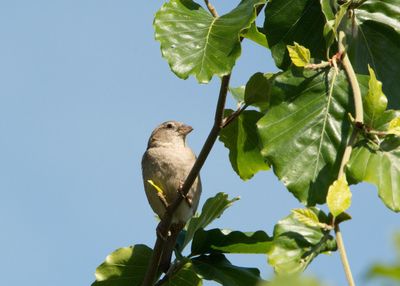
(335, 224, 355, 286)
(337, 31, 363, 179)
(334, 31, 361, 286)
(142, 3, 265, 284)
(204, 0, 219, 17)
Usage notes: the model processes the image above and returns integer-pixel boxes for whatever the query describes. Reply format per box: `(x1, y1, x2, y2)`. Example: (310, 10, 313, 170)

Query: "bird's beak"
(178, 124, 193, 135)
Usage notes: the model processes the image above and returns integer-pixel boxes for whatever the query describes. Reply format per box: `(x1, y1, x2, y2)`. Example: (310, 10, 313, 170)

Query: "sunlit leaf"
(347, 111, 400, 212)
(259, 275, 325, 286)
(154, 0, 266, 83)
(257, 68, 368, 205)
(287, 42, 311, 67)
(91, 245, 152, 286)
(242, 22, 268, 48)
(388, 117, 400, 136)
(219, 110, 269, 180)
(181, 193, 239, 250)
(326, 177, 352, 217)
(364, 65, 388, 125)
(291, 208, 330, 230)
(267, 208, 336, 275)
(165, 260, 202, 286)
(229, 86, 245, 103)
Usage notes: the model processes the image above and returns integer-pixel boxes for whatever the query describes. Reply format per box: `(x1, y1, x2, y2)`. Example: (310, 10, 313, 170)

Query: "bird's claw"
(156, 221, 170, 241)
(178, 181, 193, 207)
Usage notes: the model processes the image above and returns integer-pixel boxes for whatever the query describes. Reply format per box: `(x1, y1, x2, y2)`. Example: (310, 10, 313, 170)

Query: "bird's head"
(147, 121, 193, 148)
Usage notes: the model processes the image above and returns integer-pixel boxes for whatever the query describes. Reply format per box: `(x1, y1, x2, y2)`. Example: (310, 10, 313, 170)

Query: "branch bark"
(334, 30, 362, 286)
(204, 0, 219, 17)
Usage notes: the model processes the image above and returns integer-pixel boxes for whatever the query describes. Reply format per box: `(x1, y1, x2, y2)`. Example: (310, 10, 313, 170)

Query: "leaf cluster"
(92, 0, 400, 285)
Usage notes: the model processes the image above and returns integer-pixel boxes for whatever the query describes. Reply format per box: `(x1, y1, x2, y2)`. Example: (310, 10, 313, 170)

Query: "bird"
(141, 120, 202, 272)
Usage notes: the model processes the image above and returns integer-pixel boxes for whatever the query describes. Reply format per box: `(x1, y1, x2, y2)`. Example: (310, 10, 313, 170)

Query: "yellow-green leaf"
(287, 42, 310, 67)
(292, 208, 331, 230)
(327, 177, 352, 217)
(291, 208, 319, 227)
(147, 179, 164, 195)
(388, 117, 400, 136)
(364, 65, 388, 124)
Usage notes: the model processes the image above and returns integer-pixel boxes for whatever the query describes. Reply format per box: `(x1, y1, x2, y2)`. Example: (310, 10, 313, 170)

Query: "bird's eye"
(166, 123, 174, 129)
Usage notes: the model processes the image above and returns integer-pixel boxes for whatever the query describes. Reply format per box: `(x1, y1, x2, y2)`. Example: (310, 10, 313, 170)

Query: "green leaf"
(257, 68, 367, 205)
(91, 245, 152, 286)
(181, 193, 239, 250)
(287, 42, 311, 67)
(345, 0, 400, 108)
(219, 110, 269, 180)
(347, 111, 400, 212)
(367, 264, 400, 281)
(191, 228, 272, 255)
(259, 275, 325, 286)
(367, 232, 400, 282)
(165, 260, 203, 286)
(242, 22, 268, 48)
(326, 177, 352, 217)
(263, 0, 326, 69)
(267, 208, 337, 275)
(320, 0, 351, 55)
(192, 254, 262, 286)
(364, 65, 388, 125)
(291, 208, 331, 230)
(229, 86, 245, 103)
(388, 117, 400, 136)
(154, 0, 266, 83)
(244, 72, 272, 111)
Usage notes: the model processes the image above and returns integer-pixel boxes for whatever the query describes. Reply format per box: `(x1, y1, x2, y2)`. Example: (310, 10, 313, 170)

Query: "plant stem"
(334, 31, 362, 286)
(335, 224, 355, 286)
(337, 31, 363, 178)
(204, 0, 219, 17)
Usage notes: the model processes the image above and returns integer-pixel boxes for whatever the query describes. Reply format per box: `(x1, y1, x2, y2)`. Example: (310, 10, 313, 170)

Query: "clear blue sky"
(0, 1, 398, 286)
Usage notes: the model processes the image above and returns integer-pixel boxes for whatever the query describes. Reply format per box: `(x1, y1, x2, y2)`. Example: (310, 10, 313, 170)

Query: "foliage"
(367, 232, 400, 284)
(92, 0, 400, 285)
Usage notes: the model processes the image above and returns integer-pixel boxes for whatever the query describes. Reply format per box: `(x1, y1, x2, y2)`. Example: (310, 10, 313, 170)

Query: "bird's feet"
(178, 181, 193, 207)
(156, 221, 170, 241)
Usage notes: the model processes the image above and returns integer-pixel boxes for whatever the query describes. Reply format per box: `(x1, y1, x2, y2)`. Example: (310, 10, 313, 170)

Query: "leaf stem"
(204, 0, 219, 17)
(335, 224, 355, 286)
(337, 31, 363, 178)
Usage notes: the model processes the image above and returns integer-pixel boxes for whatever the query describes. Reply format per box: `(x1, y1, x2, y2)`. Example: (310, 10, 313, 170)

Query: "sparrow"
(141, 121, 202, 272)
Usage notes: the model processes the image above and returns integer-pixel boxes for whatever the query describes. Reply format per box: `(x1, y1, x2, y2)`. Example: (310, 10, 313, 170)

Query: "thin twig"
(204, 0, 219, 17)
(221, 104, 249, 128)
(337, 31, 363, 178)
(334, 31, 361, 286)
(335, 225, 355, 286)
(154, 259, 188, 286)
